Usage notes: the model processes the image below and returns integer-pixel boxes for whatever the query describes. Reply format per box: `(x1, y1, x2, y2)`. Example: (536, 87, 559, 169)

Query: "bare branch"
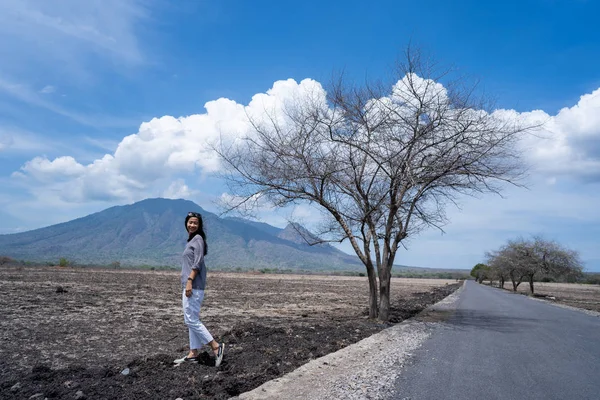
(212, 47, 539, 320)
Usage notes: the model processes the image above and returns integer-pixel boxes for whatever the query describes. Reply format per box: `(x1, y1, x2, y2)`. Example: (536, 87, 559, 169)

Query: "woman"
(174, 211, 224, 367)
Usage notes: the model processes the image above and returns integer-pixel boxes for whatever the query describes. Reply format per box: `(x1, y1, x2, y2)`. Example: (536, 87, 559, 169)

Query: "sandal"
(173, 354, 199, 364)
(214, 343, 225, 367)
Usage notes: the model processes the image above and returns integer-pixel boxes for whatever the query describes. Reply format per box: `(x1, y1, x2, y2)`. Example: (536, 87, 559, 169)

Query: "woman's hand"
(185, 281, 193, 297)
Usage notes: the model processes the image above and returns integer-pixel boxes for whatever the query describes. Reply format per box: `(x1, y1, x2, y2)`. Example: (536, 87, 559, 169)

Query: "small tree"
(486, 237, 583, 293)
(486, 241, 526, 291)
(523, 237, 583, 293)
(59, 257, 70, 268)
(490, 262, 508, 289)
(470, 263, 490, 283)
(0, 256, 14, 266)
(216, 48, 534, 321)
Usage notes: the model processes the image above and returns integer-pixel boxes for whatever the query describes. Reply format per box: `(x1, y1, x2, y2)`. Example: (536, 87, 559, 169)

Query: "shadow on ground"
(420, 308, 544, 333)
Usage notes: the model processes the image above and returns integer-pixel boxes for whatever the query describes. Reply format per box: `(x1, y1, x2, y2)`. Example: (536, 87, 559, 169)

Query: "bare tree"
(490, 262, 508, 289)
(0, 256, 14, 266)
(521, 237, 583, 294)
(487, 237, 583, 294)
(216, 48, 534, 321)
(487, 241, 527, 291)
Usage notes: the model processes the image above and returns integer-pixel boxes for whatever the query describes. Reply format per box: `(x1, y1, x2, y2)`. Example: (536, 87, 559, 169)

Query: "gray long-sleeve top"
(180, 235, 207, 290)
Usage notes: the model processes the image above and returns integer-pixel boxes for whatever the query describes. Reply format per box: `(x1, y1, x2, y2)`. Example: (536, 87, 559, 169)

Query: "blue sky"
(0, 0, 599, 271)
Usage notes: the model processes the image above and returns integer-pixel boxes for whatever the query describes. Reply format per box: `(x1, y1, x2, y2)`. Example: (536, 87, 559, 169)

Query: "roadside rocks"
(63, 380, 80, 389)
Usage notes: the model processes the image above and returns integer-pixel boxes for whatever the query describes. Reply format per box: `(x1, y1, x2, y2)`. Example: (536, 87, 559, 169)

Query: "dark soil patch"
(0, 267, 459, 399)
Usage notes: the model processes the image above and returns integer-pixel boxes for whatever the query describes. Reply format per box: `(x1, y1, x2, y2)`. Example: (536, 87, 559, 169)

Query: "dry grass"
(0, 266, 461, 399)
(498, 281, 600, 312)
(0, 266, 457, 372)
(203, 273, 458, 329)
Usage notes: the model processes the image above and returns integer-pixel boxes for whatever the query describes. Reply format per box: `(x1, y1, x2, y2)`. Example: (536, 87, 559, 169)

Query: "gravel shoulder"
(234, 281, 465, 400)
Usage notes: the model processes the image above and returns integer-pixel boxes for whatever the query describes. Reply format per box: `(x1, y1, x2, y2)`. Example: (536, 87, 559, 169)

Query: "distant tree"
(523, 237, 583, 293)
(470, 263, 490, 283)
(59, 257, 70, 268)
(0, 256, 14, 266)
(111, 261, 121, 269)
(486, 237, 583, 293)
(583, 273, 600, 285)
(490, 262, 508, 289)
(486, 240, 527, 291)
(215, 47, 535, 321)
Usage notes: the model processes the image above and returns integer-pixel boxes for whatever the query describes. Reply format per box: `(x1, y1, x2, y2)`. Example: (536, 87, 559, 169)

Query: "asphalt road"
(388, 280, 600, 400)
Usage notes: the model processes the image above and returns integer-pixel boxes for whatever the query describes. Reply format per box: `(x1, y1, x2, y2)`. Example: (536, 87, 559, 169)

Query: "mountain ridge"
(0, 198, 364, 271)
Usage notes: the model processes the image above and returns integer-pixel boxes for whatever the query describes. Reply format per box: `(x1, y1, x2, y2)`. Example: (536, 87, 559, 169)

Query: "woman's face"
(186, 217, 200, 233)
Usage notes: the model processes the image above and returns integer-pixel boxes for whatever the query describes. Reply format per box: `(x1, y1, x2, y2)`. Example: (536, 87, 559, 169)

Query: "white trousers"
(182, 289, 214, 350)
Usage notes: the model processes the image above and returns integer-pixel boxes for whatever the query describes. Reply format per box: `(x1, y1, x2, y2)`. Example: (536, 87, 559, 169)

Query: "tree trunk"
(528, 275, 535, 294)
(511, 278, 522, 291)
(500, 277, 505, 289)
(365, 261, 378, 319)
(510, 271, 522, 291)
(378, 265, 392, 322)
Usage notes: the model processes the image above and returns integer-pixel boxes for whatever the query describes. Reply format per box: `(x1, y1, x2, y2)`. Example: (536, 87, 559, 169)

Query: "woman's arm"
(191, 236, 205, 271)
(185, 236, 204, 297)
(185, 268, 197, 297)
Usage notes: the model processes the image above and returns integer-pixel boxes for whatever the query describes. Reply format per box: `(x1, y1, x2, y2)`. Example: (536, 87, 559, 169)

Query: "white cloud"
(518, 88, 600, 182)
(14, 78, 324, 203)
(13, 78, 600, 205)
(39, 85, 56, 94)
(4, 75, 600, 270)
(19, 156, 86, 180)
(163, 179, 195, 199)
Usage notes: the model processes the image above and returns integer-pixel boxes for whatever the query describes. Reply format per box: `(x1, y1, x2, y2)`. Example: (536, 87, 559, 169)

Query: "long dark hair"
(185, 212, 208, 255)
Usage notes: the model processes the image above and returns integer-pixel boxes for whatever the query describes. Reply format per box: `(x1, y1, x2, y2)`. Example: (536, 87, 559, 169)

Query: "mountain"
(0, 198, 363, 271)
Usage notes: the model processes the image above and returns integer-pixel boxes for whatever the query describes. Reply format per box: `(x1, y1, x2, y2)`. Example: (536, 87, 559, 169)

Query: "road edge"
(525, 295, 600, 317)
(478, 282, 600, 318)
(232, 280, 466, 400)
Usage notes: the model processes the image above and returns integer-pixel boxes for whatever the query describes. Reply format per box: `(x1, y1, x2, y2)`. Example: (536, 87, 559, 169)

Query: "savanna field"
(0, 265, 460, 399)
(504, 281, 600, 312)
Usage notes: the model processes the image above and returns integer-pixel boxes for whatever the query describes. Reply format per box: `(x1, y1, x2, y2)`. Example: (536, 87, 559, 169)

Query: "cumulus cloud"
(392, 72, 448, 109)
(14, 78, 324, 203)
(12, 76, 600, 205)
(19, 156, 86, 180)
(6, 75, 600, 270)
(519, 88, 600, 182)
(163, 179, 195, 199)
